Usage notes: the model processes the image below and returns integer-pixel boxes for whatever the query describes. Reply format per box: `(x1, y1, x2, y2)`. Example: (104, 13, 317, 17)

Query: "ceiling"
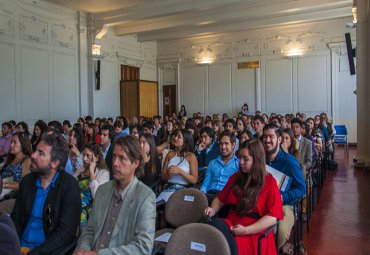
(45, 0, 353, 42)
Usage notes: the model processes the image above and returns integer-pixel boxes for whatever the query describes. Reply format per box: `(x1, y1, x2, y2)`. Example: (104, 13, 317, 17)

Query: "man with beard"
(200, 130, 238, 204)
(262, 123, 306, 251)
(74, 136, 156, 255)
(11, 131, 81, 254)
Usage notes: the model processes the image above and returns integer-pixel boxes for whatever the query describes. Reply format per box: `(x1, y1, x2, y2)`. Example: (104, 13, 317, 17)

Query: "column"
(355, 0, 370, 168)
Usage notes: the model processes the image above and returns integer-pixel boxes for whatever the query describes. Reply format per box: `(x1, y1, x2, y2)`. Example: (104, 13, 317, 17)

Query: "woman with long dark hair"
(205, 139, 283, 255)
(158, 129, 198, 201)
(69, 126, 85, 174)
(31, 120, 47, 152)
(138, 133, 161, 188)
(74, 144, 109, 225)
(1, 133, 32, 198)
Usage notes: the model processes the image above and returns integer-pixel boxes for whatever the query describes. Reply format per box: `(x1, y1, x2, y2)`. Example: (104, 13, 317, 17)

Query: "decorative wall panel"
(265, 59, 293, 113)
(297, 56, 327, 112)
(181, 65, 205, 114)
(235, 68, 256, 113)
(19, 15, 48, 44)
(20, 46, 49, 120)
(0, 42, 16, 122)
(235, 39, 261, 57)
(51, 24, 75, 49)
(0, 9, 14, 37)
(53, 52, 77, 119)
(208, 63, 232, 114)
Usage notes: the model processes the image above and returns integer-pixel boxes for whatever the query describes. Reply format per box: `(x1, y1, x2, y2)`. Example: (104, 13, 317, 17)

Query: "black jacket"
(11, 171, 81, 255)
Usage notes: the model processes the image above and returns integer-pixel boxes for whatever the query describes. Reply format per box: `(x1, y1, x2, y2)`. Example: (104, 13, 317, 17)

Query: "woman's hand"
(198, 142, 206, 152)
(89, 156, 97, 181)
(204, 207, 216, 217)
(168, 165, 181, 176)
(70, 144, 80, 156)
(230, 224, 248, 236)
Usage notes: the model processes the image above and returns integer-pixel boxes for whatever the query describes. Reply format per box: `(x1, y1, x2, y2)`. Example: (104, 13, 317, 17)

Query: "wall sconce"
(285, 48, 303, 58)
(92, 43, 101, 56)
(352, 6, 357, 24)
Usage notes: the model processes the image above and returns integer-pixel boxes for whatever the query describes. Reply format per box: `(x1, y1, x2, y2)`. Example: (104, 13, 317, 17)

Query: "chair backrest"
(0, 199, 16, 215)
(334, 125, 348, 135)
(165, 223, 230, 255)
(165, 188, 208, 228)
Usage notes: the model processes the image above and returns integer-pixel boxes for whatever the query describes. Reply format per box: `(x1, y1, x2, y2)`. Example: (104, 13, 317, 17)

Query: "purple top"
(0, 134, 12, 155)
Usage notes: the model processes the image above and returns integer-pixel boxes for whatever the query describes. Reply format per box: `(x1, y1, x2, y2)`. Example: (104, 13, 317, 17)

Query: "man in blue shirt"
(263, 123, 306, 250)
(200, 130, 239, 204)
(196, 126, 220, 171)
(11, 131, 81, 254)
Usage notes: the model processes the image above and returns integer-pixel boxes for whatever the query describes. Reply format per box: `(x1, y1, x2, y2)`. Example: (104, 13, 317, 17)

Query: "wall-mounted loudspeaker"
(95, 60, 101, 90)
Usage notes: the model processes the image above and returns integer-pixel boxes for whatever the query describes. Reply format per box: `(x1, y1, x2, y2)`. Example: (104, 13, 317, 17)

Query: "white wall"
(0, 0, 157, 127)
(157, 17, 357, 142)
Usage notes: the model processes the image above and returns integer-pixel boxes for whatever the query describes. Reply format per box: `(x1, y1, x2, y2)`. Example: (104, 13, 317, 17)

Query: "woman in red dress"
(205, 139, 283, 255)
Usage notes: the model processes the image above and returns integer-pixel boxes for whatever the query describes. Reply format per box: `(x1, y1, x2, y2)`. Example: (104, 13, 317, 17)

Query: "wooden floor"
(303, 146, 370, 255)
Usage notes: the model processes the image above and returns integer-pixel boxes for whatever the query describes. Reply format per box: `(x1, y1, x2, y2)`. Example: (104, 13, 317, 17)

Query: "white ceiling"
(45, 0, 353, 41)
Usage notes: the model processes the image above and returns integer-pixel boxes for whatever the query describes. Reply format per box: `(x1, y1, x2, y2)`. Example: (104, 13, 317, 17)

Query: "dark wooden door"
(163, 85, 176, 118)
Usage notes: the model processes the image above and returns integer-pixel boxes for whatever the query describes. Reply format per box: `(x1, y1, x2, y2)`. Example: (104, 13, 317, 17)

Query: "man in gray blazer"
(291, 118, 312, 175)
(74, 136, 156, 255)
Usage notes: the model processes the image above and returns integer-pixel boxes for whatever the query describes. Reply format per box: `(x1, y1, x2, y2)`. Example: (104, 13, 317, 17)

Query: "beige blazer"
(76, 177, 156, 255)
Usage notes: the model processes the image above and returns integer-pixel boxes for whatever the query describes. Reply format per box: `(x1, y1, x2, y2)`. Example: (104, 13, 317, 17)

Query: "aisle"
(303, 146, 370, 255)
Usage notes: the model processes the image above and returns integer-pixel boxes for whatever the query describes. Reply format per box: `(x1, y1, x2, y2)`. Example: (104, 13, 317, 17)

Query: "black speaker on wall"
(345, 33, 356, 75)
(95, 60, 101, 90)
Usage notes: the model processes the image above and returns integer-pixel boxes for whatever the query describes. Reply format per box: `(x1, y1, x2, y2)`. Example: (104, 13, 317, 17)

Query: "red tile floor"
(302, 145, 370, 255)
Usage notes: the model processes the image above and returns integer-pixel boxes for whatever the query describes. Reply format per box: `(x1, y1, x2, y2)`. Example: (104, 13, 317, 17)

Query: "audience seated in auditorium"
(253, 115, 265, 140)
(68, 126, 85, 174)
(195, 126, 220, 172)
(291, 118, 313, 175)
(138, 133, 161, 188)
(31, 120, 47, 152)
(158, 129, 198, 202)
(224, 119, 239, 152)
(11, 131, 81, 254)
(200, 130, 239, 204)
(0, 122, 13, 163)
(262, 123, 306, 253)
(74, 136, 156, 255)
(1, 132, 31, 199)
(205, 139, 283, 255)
(73, 144, 109, 226)
(100, 124, 114, 172)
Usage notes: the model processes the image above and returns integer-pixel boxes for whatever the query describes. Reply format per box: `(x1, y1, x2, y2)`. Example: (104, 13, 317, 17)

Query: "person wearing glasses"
(74, 136, 156, 255)
(11, 131, 81, 255)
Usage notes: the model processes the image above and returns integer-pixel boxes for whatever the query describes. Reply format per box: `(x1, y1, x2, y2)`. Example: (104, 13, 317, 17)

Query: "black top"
(139, 158, 162, 189)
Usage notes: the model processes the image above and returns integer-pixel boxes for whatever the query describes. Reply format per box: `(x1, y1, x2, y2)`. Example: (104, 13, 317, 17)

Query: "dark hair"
(113, 136, 144, 177)
(63, 120, 72, 128)
(263, 123, 282, 138)
(101, 124, 115, 142)
(85, 115, 93, 122)
(291, 118, 303, 127)
(282, 128, 295, 154)
(8, 120, 16, 128)
(253, 115, 265, 124)
(2, 122, 12, 130)
(224, 119, 236, 130)
(238, 130, 253, 142)
(86, 123, 97, 145)
(16, 121, 31, 137)
(139, 133, 158, 175)
(39, 131, 69, 172)
(70, 126, 85, 152)
(31, 120, 47, 150)
(232, 139, 266, 215)
(200, 126, 215, 139)
(173, 129, 194, 156)
(1, 132, 32, 171)
(47, 121, 64, 134)
(113, 120, 123, 129)
(218, 130, 236, 145)
(83, 143, 107, 170)
(143, 120, 154, 131)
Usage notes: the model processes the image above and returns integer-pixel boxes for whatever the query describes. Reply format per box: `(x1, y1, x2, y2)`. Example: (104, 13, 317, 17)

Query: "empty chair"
(165, 223, 230, 255)
(333, 125, 348, 152)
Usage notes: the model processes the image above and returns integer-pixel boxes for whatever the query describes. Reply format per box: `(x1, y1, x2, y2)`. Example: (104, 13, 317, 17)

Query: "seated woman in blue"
(1, 132, 31, 198)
